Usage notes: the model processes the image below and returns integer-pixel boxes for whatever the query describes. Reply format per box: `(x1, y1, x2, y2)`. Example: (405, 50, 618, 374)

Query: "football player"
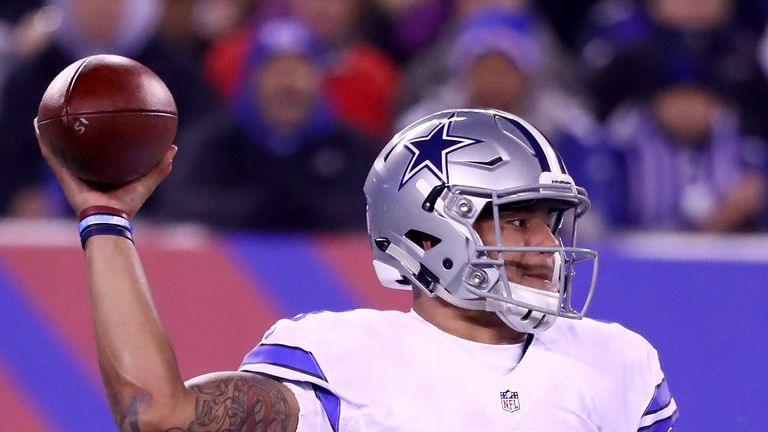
(37, 108, 677, 431)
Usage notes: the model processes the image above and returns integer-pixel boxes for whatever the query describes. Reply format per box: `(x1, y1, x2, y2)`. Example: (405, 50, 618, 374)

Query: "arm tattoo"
(185, 375, 294, 432)
(118, 375, 295, 432)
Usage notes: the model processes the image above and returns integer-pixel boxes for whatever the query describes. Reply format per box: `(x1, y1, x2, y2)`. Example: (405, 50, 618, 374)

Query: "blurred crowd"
(1, 0, 767, 234)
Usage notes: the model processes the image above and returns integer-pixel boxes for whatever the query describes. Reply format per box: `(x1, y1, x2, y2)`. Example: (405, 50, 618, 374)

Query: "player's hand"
(34, 117, 176, 219)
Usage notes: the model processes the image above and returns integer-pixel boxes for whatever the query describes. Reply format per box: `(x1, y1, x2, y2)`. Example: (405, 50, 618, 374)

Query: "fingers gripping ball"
(36, 54, 178, 186)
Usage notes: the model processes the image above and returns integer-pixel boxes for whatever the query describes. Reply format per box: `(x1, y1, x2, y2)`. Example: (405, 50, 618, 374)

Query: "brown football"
(36, 54, 178, 186)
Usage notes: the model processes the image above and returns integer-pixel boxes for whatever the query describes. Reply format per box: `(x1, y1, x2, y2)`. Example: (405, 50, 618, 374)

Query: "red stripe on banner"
(139, 238, 281, 379)
(0, 245, 100, 380)
(0, 230, 282, 384)
(0, 360, 56, 432)
(313, 233, 411, 312)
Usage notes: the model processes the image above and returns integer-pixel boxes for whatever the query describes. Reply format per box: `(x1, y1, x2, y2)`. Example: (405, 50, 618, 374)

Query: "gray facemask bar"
(445, 183, 598, 319)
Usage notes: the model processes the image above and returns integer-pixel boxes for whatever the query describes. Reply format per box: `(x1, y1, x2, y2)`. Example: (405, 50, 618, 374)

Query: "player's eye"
(506, 218, 525, 229)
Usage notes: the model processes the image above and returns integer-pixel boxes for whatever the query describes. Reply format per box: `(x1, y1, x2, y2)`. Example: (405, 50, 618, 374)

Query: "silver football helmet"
(364, 108, 598, 333)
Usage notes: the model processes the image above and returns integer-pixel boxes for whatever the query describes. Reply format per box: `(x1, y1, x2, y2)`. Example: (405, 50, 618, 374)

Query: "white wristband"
(78, 214, 133, 235)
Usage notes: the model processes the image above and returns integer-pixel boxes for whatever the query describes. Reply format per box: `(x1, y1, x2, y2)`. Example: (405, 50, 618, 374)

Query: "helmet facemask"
(427, 181, 598, 334)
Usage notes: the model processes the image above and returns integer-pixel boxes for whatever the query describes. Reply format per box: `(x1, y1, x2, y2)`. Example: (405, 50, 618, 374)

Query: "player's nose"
(526, 220, 559, 249)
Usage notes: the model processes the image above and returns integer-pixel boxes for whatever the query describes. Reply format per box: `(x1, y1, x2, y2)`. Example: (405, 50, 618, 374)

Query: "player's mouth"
(523, 271, 551, 281)
(505, 261, 556, 290)
(520, 267, 555, 290)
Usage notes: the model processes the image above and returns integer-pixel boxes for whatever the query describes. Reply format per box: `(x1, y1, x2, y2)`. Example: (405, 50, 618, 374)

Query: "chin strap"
(433, 284, 487, 311)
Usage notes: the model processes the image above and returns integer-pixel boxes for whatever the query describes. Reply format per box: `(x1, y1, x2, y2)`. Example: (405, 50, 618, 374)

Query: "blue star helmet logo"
(399, 113, 483, 189)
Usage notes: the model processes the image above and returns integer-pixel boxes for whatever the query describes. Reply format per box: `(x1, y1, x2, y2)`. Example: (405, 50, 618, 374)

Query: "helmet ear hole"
(404, 229, 442, 251)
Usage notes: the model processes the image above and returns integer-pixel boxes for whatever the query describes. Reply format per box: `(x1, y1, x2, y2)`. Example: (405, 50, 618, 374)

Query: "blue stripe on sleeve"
(313, 385, 341, 432)
(644, 378, 672, 414)
(243, 343, 328, 381)
(242, 343, 340, 431)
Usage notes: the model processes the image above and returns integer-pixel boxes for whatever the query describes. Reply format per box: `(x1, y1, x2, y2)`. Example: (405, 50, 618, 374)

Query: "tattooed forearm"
(117, 374, 297, 432)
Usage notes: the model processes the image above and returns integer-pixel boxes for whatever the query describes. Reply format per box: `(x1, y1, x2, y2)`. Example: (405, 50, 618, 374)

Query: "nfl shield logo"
(500, 390, 521, 413)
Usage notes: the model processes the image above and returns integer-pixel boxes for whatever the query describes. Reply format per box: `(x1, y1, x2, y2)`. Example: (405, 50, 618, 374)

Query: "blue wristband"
(80, 225, 134, 250)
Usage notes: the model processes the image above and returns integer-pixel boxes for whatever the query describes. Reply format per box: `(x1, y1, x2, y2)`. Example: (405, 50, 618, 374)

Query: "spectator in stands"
(205, 0, 400, 140)
(604, 60, 767, 231)
(587, 0, 768, 141)
(156, 18, 376, 231)
(0, 0, 218, 218)
(395, 0, 582, 118)
(290, 0, 400, 139)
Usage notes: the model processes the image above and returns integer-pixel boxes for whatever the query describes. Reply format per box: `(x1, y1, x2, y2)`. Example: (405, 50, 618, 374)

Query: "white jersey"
(239, 309, 677, 432)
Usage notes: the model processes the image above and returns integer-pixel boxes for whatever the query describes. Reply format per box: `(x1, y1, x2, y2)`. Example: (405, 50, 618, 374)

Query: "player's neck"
(412, 290, 527, 345)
